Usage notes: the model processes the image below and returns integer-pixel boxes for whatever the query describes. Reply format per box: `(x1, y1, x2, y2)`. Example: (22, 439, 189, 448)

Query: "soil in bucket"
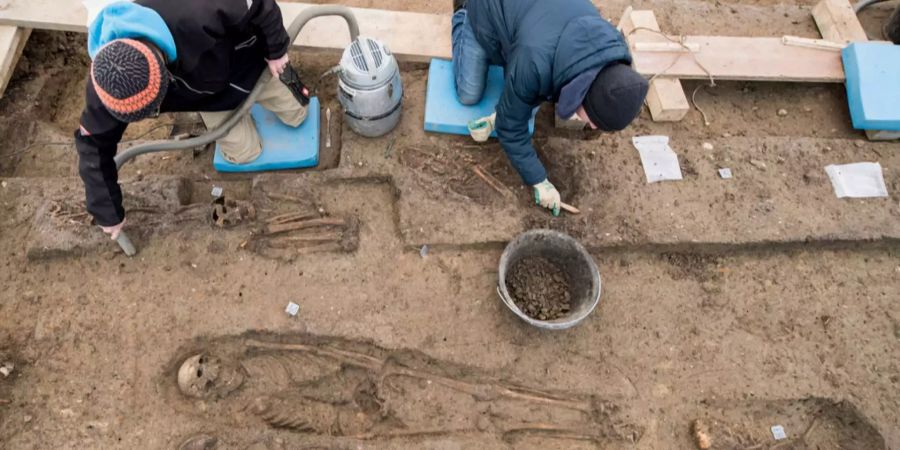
(506, 256, 572, 321)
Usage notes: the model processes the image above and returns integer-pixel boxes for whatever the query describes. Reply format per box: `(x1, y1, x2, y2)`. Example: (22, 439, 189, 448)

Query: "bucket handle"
(496, 284, 518, 312)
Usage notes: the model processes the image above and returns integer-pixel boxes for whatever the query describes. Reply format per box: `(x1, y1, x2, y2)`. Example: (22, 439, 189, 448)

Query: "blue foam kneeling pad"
(424, 58, 535, 138)
(842, 43, 900, 131)
(213, 97, 320, 173)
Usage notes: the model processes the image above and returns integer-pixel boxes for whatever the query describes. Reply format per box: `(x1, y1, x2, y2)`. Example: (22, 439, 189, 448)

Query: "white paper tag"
(285, 302, 300, 317)
(211, 186, 224, 198)
(632, 136, 683, 184)
(824, 162, 888, 198)
(771, 425, 787, 440)
(718, 168, 733, 179)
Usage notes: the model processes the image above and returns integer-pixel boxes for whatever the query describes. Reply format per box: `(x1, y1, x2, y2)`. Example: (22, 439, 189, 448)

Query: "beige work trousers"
(200, 76, 308, 164)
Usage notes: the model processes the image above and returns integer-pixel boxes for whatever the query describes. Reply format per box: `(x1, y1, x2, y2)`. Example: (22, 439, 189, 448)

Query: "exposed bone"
(244, 340, 382, 370)
(382, 366, 592, 413)
(176, 353, 244, 399)
(502, 424, 606, 443)
(349, 427, 478, 440)
(265, 218, 347, 235)
(265, 211, 318, 225)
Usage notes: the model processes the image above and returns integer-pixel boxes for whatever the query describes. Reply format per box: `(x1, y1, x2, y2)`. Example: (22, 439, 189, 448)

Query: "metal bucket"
(497, 230, 601, 330)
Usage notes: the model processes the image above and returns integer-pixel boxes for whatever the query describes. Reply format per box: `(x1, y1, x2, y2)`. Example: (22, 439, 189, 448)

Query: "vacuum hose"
(114, 5, 360, 169)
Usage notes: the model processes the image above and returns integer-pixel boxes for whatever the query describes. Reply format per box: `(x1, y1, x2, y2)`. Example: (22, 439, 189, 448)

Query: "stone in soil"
(506, 256, 571, 321)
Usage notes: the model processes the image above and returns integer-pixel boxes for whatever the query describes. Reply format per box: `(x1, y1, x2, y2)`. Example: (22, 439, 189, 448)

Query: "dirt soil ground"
(506, 257, 572, 321)
(1, 1, 900, 449)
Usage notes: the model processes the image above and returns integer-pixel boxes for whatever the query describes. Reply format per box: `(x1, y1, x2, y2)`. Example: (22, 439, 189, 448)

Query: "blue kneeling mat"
(424, 58, 536, 138)
(213, 97, 320, 173)
(842, 43, 900, 131)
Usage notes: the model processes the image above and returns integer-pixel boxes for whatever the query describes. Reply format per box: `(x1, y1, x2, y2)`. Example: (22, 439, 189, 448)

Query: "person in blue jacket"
(452, 0, 648, 216)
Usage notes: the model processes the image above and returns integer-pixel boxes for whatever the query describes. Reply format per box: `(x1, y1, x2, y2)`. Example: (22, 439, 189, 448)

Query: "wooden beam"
(631, 36, 845, 82)
(0, 0, 847, 83)
(812, 0, 868, 43)
(0, 26, 30, 99)
(618, 9, 689, 122)
(0, 0, 452, 62)
(645, 78, 691, 122)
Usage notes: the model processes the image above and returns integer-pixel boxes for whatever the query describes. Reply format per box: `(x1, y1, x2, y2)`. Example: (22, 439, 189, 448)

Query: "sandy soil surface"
(1, 1, 899, 449)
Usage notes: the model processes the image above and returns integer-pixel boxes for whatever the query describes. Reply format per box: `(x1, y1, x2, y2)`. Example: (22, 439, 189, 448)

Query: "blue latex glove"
(533, 179, 561, 217)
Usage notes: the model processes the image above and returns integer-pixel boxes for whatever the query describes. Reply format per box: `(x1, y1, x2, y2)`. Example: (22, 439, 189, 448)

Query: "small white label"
(285, 302, 300, 317)
(719, 168, 733, 179)
(211, 186, 224, 198)
(771, 425, 787, 440)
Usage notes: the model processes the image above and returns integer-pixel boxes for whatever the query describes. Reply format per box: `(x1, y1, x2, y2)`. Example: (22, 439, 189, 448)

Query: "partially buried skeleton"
(169, 332, 641, 446)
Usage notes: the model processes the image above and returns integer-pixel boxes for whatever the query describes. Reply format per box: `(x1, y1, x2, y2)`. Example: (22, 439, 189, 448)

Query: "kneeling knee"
(457, 90, 483, 106)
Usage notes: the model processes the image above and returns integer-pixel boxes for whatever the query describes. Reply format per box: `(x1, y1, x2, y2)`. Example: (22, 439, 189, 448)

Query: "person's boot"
(454, 0, 466, 13)
(885, 4, 900, 44)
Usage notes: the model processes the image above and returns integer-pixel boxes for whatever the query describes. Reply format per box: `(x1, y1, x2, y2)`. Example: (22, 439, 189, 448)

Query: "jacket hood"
(88, 1, 178, 62)
(552, 16, 631, 89)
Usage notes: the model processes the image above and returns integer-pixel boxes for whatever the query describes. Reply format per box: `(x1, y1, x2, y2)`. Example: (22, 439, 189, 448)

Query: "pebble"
(854, 141, 865, 148)
(702, 142, 714, 151)
(357, 161, 364, 167)
(777, 108, 788, 117)
(1, 181, 7, 188)
(23, 415, 32, 423)
(476, 415, 491, 431)
(0, 362, 13, 377)
(749, 159, 767, 171)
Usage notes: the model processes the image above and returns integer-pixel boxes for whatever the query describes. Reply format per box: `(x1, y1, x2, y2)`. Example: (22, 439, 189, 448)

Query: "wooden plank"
(0, 26, 30, 98)
(619, 9, 689, 122)
(645, 78, 691, 121)
(0, 0, 453, 62)
(812, 0, 868, 43)
(0, 0, 847, 82)
(631, 36, 845, 82)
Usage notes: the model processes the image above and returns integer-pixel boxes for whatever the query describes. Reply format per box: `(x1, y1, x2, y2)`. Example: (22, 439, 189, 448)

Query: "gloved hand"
(533, 179, 561, 217)
(266, 54, 290, 78)
(467, 112, 496, 143)
(100, 218, 126, 240)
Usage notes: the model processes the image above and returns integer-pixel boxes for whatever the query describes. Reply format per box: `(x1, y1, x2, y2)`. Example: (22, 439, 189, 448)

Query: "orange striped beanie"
(91, 39, 169, 123)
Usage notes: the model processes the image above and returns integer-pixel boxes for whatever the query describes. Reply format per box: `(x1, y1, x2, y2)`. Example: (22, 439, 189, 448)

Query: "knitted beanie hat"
(91, 38, 169, 123)
(582, 63, 648, 132)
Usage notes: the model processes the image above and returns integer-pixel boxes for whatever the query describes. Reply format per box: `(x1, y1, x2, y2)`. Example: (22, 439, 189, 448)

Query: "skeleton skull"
(177, 353, 244, 399)
(178, 354, 221, 398)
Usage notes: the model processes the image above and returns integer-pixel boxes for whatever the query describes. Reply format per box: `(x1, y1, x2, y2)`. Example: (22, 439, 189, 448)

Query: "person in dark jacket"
(77, 0, 306, 239)
(452, 0, 648, 216)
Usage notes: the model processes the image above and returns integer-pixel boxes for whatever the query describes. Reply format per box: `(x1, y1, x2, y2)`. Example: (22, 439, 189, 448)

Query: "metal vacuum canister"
(337, 37, 403, 137)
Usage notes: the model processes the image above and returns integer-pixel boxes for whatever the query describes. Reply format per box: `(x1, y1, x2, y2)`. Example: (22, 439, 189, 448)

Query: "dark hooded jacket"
(76, 0, 290, 226)
(466, 0, 632, 185)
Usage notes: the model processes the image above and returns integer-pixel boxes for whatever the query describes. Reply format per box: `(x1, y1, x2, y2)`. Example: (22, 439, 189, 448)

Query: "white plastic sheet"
(632, 136, 683, 184)
(824, 162, 888, 198)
